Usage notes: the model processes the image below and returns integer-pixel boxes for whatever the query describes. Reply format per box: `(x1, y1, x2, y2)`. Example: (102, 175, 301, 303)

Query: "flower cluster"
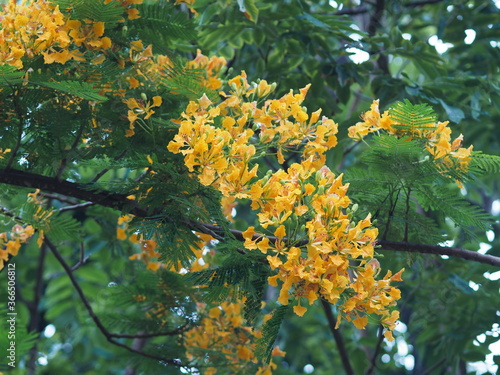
(123, 95, 163, 136)
(187, 49, 227, 90)
(0, 224, 35, 271)
(0, 0, 113, 68)
(168, 73, 403, 339)
(184, 301, 285, 375)
(118, 215, 212, 272)
(117, 48, 226, 136)
(168, 72, 338, 194)
(348, 100, 473, 176)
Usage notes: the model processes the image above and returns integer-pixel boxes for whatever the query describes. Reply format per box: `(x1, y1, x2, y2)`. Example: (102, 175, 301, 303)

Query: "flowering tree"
(0, 1, 499, 374)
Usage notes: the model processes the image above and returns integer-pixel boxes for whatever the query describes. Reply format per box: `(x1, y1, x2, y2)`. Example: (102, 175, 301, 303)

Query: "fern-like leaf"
(161, 61, 220, 102)
(389, 99, 437, 132)
(414, 185, 493, 238)
(468, 152, 500, 175)
(21, 201, 81, 243)
(34, 80, 108, 102)
(51, 0, 123, 24)
(0, 65, 25, 86)
(186, 253, 255, 303)
(0, 309, 38, 361)
(131, 2, 197, 48)
(255, 305, 290, 363)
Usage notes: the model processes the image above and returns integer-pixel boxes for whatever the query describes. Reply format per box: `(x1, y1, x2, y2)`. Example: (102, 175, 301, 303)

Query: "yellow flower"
(293, 303, 307, 317)
(352, 315, 368, 329)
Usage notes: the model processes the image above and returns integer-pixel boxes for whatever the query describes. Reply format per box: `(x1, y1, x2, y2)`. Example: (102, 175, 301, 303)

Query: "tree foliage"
(0, 0, 499, 374)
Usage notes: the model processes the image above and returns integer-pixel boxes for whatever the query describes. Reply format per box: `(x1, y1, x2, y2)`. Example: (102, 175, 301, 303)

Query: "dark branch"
(110, 322, 191, 338)
(194, 221, 500, 268)
(44, 237, 191, 366)
(406, 0, 444, 7)
(0, 169, 148, 217)
(333, 0, 444, 16)
(335, 6, 369, 15)
(377, 240, 500, 267)
(321, 299, 354, 375)
(421, 358, 446, 375)
(6, 92, 26, 169)
(1, 168, 498, 267)
(57, 201, 95, 213)
(92, 149, 128, 182)
(38, 193, 80, 205)
(365, 325, 385, 375)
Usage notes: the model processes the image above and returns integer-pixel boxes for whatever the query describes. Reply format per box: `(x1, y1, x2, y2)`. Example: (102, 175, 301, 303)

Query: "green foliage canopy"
(0, 0, 499, 374)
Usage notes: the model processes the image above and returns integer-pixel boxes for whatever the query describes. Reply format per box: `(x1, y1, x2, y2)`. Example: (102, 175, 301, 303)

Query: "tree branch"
(333, 0, 444, 16)
(57, 201, 95, 213)
(406, 0, 444, 7)
(365, 325, 385, 375)
(44, 237, 191, 367)
(6, 92, 26, 169)
(335, 6, 369, 16)
(2, 168, 498, 267)
(421, 358, 446, 375)
(377, 240, 500, 267)
(321, 299, 354, 375)
(92, 149, 128, 182)
(0, 168, 148, 217)
(27, 241, 47, 374)
(55, 118, 86, 181)
(194, 222, 500, 267)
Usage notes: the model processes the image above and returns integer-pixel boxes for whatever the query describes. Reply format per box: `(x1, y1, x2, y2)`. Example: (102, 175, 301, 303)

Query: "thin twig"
(321, 299, 354, 375)
(365, 325, 385, 375)
(27, 241, 47, 374)
(110, 322, 191, 338)
(6, 92, 25, 169)
(382, 188, 399, 240)
(332, 0, 443, 16)
(0, 206, 24, 223)
(404, 187, 411, 242)
(44, 236, 191, 367)
(48, 242, 90, 279)
(335, 6, 369, 16)
(92, 149, 128, 182)
(406, 0, 444, 7)
(38, 193, 80, 205)
(421, 358, 446, 375)
(55, 120, 86, 181)
(57, 201, 95, 213)
(71, 242, 89, 272)
(377, 240, 500, 267)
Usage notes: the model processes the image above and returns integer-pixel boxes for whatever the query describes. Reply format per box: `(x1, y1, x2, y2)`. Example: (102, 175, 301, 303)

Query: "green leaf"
(436, 98, 465, 123)
(389, 99, 437, 130)
(130, 2, 197, 49)
(255, 305, 291, 363)
(51, 0, 123, 24)
(461, 349, 487, 362)
(494, 355, 500, 367)
(448, 274, 474, 295)
(298, 13, 331, 30)
(469, 152, 500, 175)
(0, 65, 25, 86)
(244, 0, 259, 23)
(35, 80, 108, 102)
